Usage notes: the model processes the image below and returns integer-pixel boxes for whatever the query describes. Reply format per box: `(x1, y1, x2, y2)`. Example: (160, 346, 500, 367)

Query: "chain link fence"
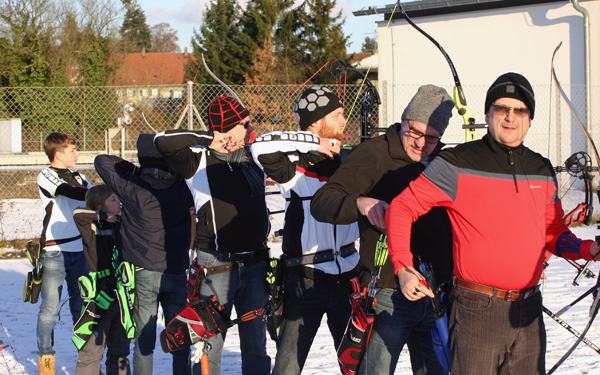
(0, 82, 596, 243)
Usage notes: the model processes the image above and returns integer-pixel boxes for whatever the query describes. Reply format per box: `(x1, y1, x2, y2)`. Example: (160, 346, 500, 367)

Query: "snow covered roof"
(353, 53, 378, 71)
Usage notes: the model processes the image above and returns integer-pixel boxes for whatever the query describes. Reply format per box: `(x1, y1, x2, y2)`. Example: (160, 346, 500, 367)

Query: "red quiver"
(160, 259, 229, 353)
(337, 277, 376, 375)
(161, 296, 229, 353)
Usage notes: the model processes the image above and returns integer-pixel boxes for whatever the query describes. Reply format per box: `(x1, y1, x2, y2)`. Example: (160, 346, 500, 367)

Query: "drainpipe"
(571, 0, 592, 150)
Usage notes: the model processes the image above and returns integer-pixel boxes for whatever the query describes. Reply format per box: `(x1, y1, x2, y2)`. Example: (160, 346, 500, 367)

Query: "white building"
(354, 0, 599, 167)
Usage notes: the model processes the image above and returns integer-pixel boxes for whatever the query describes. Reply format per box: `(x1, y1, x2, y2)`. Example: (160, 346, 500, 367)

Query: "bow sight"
(326, 59, 383, 142)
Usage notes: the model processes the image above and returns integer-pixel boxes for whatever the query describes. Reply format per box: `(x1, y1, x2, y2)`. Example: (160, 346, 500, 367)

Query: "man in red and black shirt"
(386, 72, 600, 375)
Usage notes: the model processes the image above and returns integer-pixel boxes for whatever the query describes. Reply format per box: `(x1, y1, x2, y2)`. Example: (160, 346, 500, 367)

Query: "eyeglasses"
(240, 120, 251, 129)
(490, 104, 530, 118)
(405, 123, 441, 144)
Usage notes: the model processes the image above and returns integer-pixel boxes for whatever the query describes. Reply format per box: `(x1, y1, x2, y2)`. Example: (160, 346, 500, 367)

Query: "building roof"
(353, 53, 378, 71)
(353, 0, 568, 19)
(349, 52, 375, 65)
(110, 50, 195, 86)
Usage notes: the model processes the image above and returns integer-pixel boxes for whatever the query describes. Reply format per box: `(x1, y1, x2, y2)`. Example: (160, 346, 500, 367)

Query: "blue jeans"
(359, 288, 448, 375)
(133, 269, 190, 375)
(193, 250, 270, 375)
(272, 271, 351, 375)
(448, 285, 545, 374)
(37, 250, 89, 356)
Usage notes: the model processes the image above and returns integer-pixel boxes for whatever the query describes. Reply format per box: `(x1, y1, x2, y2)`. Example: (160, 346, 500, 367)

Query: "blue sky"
(141, 0, 393, 54)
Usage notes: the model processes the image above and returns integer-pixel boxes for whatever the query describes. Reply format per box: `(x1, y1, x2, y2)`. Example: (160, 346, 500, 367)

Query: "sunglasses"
(490, 104, 530, 118)
(240, 120, 251, 129)
(405, 123, 441, 144)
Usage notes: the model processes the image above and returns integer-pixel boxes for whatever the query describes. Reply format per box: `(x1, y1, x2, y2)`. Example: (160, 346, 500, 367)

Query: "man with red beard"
(250, 86, 360, 375)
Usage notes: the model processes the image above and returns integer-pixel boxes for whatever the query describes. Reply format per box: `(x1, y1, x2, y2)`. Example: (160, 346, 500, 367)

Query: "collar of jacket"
(482, 134, 525, 157)
(387, 122, 446, 162)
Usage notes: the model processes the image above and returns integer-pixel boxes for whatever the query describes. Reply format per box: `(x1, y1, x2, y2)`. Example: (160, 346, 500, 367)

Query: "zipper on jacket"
(333, 225, 341, 274)
(508, 150, 519, 193)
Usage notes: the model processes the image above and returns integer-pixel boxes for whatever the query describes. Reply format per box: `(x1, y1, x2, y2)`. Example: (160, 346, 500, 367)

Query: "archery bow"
(398, 1, 480, 143)
(552, 151, 597, 286)
(545, 41, 600, 374)
(201, 54, 245, 107)
(327, 59, 383, 142)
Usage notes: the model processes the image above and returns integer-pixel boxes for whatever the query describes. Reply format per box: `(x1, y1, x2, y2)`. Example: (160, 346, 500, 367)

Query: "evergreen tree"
(80, 34, 112, 86)
(303, 0, 349, 83)
(187, 0, 249, 85)
(273, 4, 310, 83)
(120, 0, 152, 53)
(240, 0, 293, 80)
(0, 0, 55, 87)
(361, 36, 377, 53)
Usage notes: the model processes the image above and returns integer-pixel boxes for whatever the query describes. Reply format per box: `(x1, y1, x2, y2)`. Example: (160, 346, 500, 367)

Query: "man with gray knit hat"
(385, 73, 600, 374)
(250, 86, 360, 375)
(312, 84, 454, 375)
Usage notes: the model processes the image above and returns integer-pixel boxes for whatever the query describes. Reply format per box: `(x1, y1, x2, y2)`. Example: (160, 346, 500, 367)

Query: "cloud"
(145, 0, 209, 26)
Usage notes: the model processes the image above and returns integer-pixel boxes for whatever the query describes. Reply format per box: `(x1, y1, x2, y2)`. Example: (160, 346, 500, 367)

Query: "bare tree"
(150, 23, 181, 53)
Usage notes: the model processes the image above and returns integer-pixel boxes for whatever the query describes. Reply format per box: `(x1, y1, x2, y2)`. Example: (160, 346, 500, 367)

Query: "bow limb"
(547, 41, 600, 374)
(201, 54, 245, 107)
(398, 1, 477, 142)
(552, 42, 600, 167)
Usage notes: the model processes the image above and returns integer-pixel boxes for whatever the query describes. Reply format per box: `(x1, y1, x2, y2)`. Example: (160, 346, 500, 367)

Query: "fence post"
(188, 81, 194, 130)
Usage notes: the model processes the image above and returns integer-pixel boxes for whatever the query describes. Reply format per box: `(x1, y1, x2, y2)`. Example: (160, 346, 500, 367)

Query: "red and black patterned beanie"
(207, 97, 250, 132)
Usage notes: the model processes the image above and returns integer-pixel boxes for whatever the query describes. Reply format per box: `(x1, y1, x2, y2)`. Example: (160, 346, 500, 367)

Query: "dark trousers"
(358, 288, 447, 375)
(448, 285, 545, 374)
(75, 303, 131, 375)
(272, 271, 351, 375)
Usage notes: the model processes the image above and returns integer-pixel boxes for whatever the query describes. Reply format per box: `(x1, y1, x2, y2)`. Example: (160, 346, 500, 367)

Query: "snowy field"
(0, 227, 599, 374)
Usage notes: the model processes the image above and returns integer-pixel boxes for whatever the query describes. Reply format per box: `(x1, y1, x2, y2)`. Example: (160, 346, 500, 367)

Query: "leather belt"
(285, 243, 356, 268)
(195, 248, 269, 273)
(453, 276, 540, 302)
(196, 248, 268, 262)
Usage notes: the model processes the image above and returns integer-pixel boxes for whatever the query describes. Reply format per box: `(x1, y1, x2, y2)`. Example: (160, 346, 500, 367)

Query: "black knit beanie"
(485, 73, 535, 119)
(294, 87, 343, 130)
(208, 97, 250, 133)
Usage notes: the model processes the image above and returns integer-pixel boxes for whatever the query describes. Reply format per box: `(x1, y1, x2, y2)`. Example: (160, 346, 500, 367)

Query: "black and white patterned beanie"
(295, 87, 343, 130)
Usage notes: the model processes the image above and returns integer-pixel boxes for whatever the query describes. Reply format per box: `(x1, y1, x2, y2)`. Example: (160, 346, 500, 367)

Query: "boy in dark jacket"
(73, 184, 130, 375)
(95, 135, 194, 375)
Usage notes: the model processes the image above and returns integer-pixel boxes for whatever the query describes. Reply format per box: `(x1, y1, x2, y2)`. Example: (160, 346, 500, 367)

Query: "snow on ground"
(0, 228, 599, 374)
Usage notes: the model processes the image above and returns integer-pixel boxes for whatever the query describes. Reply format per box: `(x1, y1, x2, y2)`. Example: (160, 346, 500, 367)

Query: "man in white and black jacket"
(250, 87, 360, 375)
(154, 97, 271, 375)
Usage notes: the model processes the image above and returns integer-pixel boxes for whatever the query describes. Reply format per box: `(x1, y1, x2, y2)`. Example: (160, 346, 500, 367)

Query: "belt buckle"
(505, 290, 517, 301)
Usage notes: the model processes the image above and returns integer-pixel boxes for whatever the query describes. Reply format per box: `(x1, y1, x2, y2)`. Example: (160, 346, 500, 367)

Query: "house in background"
(353, 0, 599, 166)
(349, 52, 379, 84)
(111, 48, 195, 86)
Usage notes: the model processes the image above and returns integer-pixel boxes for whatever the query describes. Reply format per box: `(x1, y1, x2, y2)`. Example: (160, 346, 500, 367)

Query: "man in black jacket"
(154, 97, 271, 375)
(95, 134, 194, 375)
(311, 85, 454, 375)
